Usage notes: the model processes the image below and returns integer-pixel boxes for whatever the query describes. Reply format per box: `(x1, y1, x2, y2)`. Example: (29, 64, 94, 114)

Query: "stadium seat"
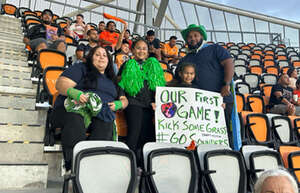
(241, 49, 251, 56)
(253, 50, 263, 57)
(261, 84, 273, 106)
(197, 144, 247, 193)
(249, 65, 263, 76)
(257, 43, 266, 49)
(288, 51, 298, 58)
(263, 59, 275, 68)
(247, 43, 256, 48)
(265, 66, 279, 76)
(247, 95, 265, 113)
(271, 116, 298, 146)
(248, 59, 260, 66)
(241, 45, 251, 50)
(42, 67, 65, 146)
(142, 142, 198, 193)
(264, 50, 275, 56)
(236, 93, 246, 112)
(290, 56, 300, 63)
(245, 113, 274, 147)
(34, 10, 42, 18)
(159, 61, 169, 70)
(234, 65, 247, 79)
(62, 141, 137, 193)
(278, 60, 289, 69)
(236, 82, 251, 94)
(281, 66, 291, 74)
(237, 42, 246, 48)
(234, 59, 247, 66)
(164, 70, 173, 83)
(237, 54, 248, 61)
(18, 7, 31, 18)
(250, 55, 262, 62)
(65, 35, 77, 45)
(261, 73, 277, 85)
(1, 3, 17, 16)
(78, 39, 89, 46)
(287, 151, 300, 185)
(292, 60, 300, 68)
(244, 73, 260, 92)
(241, 145, 283, 192)
(23, 10, 37, 17)
(66, 43, 77, 66)
(230, 49, 240, 57)
(279, 146, 300, 168)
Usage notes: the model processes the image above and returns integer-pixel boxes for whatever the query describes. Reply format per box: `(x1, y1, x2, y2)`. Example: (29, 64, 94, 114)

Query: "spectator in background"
(124, 29, 132, 48)
(99, 21, 120, 50)
(23, 9, 64, 51)
(49, 39, 67, 53)
(287, 67, 298, 90)
(162, 36, 181, 64)
(254, 168, 298, 193)
(176, 24, 234, 147)
(69, 14, 86, 39)
(269, 73, 299, 115)
(98, 21, 105, 33)
(168, 62, 196, 88)
(115, 40, 130, 71)
(77, 29, 99, 60)
(146, 30, 161, 60)
(293, 78, 300, 105)
(74, 46, 84, 64)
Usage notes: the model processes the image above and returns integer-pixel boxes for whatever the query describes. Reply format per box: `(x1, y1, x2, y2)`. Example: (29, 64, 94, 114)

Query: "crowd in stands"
(3, 3, 300, 192)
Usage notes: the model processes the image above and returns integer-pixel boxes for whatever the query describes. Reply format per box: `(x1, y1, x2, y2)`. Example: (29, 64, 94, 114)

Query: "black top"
(25, 23, 64, 40)
(177, 43, 233, 103)
(269, 84, 293, 107)
(54, 62, 123, 122)
(77, 43, 92, 57)
(147, 38, 161, 49)
(118, 60, 154, 108)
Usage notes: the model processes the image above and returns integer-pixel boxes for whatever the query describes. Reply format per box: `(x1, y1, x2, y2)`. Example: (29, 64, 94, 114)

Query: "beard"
(43, 20, 51, 25)
(188, 39, 203, 50)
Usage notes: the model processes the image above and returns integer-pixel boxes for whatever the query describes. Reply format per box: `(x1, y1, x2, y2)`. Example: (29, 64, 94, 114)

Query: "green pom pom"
(143, 57, 166, 90)
(119, 59, 144, 96)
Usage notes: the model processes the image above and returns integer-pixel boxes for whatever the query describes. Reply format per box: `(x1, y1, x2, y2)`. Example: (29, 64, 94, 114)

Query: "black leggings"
(124, 105, 155, 165)
(51, 106, 113, 171)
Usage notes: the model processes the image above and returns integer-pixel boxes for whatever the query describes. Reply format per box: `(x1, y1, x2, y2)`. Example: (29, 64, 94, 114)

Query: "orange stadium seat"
(236, 93, 246, 112)
(279, 146, 300, 168)
(1, 3, 17, 16)
(265, 66, 279, 76)
(164, 70, 173, 83)
(292, 60, 300, 68)
(263, 59, 275, 68)
(34, 10, 42, 17)
(247, 95, 265, 113)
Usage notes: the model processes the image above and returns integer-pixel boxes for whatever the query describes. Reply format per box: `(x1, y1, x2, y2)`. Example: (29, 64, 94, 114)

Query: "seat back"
(265, 66, 279, 76)
(65, 35, 76, 44)
(197, 145, 246, 193)
(247, 95, 265, 113)
(271, 116, 295, 145)
(236, 93, 246, 112)
(43, 67, 65, 106)
(234, 59, 247, 66)
(38, 49, 66, 71)
(248, 59, 260, 66)
(164, 70, 173, 83)
(66, 44, 77, 63)
(244, 73, 260, 90)
(288, 151, 300, 184)
(1, 4, 17, 16)
(249, 66, 263, 76)
(236, 82, 250, 95)
(234, 65, 247, 79)
(261, 74, 277, 85)
(278, 60, 289, 69)
(18, 7, 31, 17)
(246, 113, 272, 145)
(143, 142, 198, 193)
(160, 61, 169, 70)
(279, 146, 300, 168)
(72, 141, 137, 193)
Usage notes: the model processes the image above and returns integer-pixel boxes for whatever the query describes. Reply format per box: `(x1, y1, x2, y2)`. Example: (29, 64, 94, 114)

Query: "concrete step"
(0, 94, 35, 110)
(0, 108, 46, 125)
(43, 152, 63, 182)
(0, 85, 36, 96)
(0, 58, 28, 66)
(0, 16, 21, 23)
(0, 77, 33, 89)
(0, 163, 48, 189)
(0, 62, 31, 73)
(0, 124, 44, 141)
(0, 39, 24, 47)
(0, 143, 45, 163)
(0, 49, 26, 56)
(0, 68, 31, 79)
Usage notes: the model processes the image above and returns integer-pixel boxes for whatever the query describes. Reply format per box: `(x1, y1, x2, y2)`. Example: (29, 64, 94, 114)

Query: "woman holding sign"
(118, 39, 166, 164)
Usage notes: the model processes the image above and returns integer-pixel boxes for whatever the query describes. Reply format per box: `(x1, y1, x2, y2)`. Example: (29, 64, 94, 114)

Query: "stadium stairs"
(0, 15, 63, 193)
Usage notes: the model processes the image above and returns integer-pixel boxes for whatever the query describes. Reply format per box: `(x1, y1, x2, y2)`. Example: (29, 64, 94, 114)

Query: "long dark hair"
(84, 46, 116, 89)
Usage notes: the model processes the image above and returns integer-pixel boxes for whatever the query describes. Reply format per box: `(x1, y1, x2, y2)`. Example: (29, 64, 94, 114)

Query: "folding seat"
(290, 56, 300, 63)
(164, 70, 173, 83)
(236, 93, 246, 112)
(230, 45, 239, 50)
(237, 54, 248, 61)
(239, 111, 255, 144)
(291, 117, 300, 138)
(277, 54, 288, 61)
(234, 65, 247, 79)
(252, 46, 263, 51)
(250, 55, 262, 62)
(197, 144, 247, 193)
(247, 95, 265, 113)
(241, 49, 251, 56)
(23, 10, 37, 17)
(249, 65, 263, 76)
(237, 42, 246, 48)
(236, 82, 251, 94)
(288, 51, 298, 58)
(56, 18, 68, 24)
(261, 84, 273, 106)
(279, 146, 300, 168)
(253, 50, 263, 57)
(241, 45, 251, 50)
(230, 49, 240, 57)
(245, 113, 274, 147)
(18, 7, 31, 18)
(25, 18, 41, 26)
(142, 142, 198, 193)
(287, 151, 300, 185)
(261, 73, 277, 85)
(271, 116, 298, 146)
(275, 47, 285, 53)
(234, 59, 247, 66)
(263, 59, 275, 68)
(286, 47, 295, 53)
(244, 73, 260, 92)
(1, 3, 17, 16)
(281, 66, 291, 74)
(241, 145, 283, 192)
(33, 50, 66, 107)
(292, 60, 300, 68)
(66, 43, 78, 66)
(247, 43, 256, 48)
(34, 10, 42, 18)
(226, 42, 235, 48)
(257, 43, 266, 49)
(278, 60, 289, 69)
(268, 44, 277, 49)
(62, 141, 137, 193)
(42, 67, 65, 146)
(263, 46, 273, 52)
(65, 35, 77, 45)
(264, 50, 275, 56)
(265, 66, 279, 76)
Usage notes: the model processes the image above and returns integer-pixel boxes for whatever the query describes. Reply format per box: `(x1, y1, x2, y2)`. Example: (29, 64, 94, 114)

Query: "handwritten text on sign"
(155, 87, 229, 146)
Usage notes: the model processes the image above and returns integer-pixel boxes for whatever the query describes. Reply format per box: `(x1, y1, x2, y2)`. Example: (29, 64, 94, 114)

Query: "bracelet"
(114, 100, 123, 110)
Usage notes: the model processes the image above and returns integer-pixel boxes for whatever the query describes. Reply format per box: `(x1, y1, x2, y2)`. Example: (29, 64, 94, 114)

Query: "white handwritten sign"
(155, 87, 229, 146)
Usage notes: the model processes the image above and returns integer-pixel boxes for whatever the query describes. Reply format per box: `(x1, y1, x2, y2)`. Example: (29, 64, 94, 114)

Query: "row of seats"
(62, 140, 300, 193)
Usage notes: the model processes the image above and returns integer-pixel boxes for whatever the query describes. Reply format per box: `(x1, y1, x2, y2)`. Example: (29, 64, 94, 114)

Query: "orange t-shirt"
(163, 43, 178, 61)
(99, 30, 119, 48)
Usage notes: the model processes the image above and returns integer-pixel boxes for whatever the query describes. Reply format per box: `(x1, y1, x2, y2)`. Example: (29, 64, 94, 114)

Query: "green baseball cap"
(181, 24, 207, 42)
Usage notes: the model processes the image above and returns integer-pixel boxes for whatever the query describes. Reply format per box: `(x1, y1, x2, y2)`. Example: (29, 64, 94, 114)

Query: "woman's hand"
(79, 93, 89, 104)
(108, 102, 116, 111)
(151, 103, 156, 111)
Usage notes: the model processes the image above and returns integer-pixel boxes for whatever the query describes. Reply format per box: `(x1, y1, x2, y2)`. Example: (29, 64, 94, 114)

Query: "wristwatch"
(222, 81, 230, 86)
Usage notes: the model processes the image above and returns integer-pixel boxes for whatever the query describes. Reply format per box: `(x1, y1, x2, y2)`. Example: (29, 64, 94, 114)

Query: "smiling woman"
(51, 46, 128, 171)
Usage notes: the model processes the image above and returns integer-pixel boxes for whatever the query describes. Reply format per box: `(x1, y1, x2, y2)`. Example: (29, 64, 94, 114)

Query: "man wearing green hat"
(176, 24, 234, 147)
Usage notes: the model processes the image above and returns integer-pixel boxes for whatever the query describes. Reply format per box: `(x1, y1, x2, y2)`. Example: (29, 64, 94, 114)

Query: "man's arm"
(115, 23, 128, 51)
(220, 58, 234, 97)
